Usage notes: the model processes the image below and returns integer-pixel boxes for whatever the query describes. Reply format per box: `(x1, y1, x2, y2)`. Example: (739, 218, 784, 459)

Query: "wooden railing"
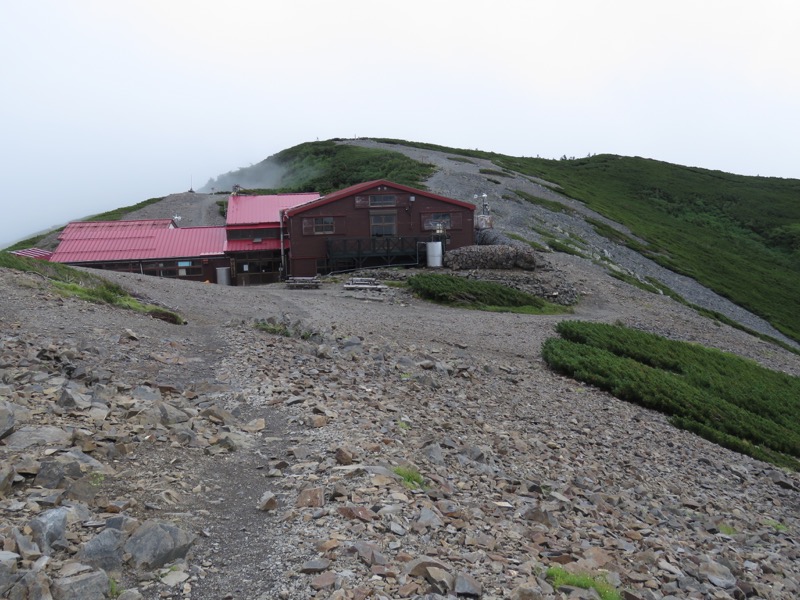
(326, 236, 427, 260)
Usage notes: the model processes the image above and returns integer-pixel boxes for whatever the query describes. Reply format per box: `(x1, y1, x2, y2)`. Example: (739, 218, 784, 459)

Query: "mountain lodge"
(47, 180, 476, 284)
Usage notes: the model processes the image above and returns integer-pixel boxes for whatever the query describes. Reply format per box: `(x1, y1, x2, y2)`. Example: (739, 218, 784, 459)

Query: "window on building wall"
(369, 194, 397, 207)
(370, 213, 397, 237)
(177, 260, 192, 277)
(314, 217, 334, 234)
(422, 212, 463, 231)
(302, 217, 335, 235)
(228, 228, 274, 240)
(422, 212, 452, 231)
(142, 261, 183, 278)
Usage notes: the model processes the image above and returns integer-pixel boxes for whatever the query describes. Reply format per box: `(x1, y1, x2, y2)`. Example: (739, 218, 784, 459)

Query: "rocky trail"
(2, 247, 799, 600)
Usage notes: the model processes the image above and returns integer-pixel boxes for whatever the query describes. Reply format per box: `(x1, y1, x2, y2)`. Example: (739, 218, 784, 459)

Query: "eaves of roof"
(285, 180, 475, 216)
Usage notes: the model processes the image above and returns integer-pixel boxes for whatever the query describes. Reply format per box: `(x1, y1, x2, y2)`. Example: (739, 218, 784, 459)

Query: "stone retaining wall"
(444, 244, 539, 271)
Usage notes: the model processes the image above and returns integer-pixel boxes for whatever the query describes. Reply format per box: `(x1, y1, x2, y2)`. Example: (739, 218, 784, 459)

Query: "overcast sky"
(2, 1, 798, 248)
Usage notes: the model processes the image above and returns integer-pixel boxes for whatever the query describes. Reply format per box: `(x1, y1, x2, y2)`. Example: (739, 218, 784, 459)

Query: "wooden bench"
(343, 277, 388, 291)
(286, 276, 321, 289)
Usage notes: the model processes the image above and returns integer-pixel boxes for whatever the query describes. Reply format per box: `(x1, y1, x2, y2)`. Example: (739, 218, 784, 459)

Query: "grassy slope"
(375, 139, 800, 343)
(0, 253, 184, 323)
(232, 140, 437, 196)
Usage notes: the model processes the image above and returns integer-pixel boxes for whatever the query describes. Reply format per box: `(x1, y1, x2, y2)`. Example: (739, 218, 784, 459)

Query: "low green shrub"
(507, 232, 548, 252)
(514, 189, 572, 214)
(542, 321, 800, 469)
(546, 566, 621, 600)
(546, 238, 588, 258)
(392, 466, 424, 489)
(479, 168, 512, 177)
(255, 321, 291, 337)
(408, 273, 544, 309)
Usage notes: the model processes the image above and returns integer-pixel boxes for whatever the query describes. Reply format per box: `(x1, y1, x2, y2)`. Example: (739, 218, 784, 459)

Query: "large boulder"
(0, 400, 16, 440)
(0, 464, 14, 498)
(29, 507, 69, 556)
(124, 520, 195, 570)
(51, 569, 109, 600)
(78, 528, 126, 572)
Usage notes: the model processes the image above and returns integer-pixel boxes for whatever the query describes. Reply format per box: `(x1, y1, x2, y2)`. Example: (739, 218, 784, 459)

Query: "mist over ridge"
(200, 159, 287, 192)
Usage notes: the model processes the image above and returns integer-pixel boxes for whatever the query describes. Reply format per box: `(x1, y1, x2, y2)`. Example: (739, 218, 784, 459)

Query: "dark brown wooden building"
(285, 180, 475, 276)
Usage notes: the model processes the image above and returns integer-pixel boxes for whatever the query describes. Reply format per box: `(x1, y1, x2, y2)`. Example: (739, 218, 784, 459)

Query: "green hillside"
(498, 154, 800, 343)
(211, 140, 436, 195)
(372, 140, 800, 344)
(270, 141, 436, 193)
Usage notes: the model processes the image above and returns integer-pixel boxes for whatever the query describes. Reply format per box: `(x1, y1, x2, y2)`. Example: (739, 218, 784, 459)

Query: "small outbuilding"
(224, 192, 319, 285)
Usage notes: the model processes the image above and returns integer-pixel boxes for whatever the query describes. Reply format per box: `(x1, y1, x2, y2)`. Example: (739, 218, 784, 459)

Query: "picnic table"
(343, 277, 387, 291)
(286, 276, 321, 289)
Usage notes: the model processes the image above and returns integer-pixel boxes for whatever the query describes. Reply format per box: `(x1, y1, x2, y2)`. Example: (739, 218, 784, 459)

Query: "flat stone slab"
(4, 426, 71, 450)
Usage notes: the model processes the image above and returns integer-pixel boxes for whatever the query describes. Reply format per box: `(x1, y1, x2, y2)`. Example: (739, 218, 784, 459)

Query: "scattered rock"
(296, 487, 325, 508)
(123, 520, 195, 570)
(50, 568, 110, 600)
(257, 491, 279, 511)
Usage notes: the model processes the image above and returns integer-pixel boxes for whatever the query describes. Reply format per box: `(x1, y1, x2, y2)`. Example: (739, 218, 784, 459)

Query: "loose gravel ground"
(3, 252, 799, 598)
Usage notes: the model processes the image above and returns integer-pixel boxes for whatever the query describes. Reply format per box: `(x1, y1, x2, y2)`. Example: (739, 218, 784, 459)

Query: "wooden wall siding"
(78, 257, 230, 283)
(227, 227, 280, 240)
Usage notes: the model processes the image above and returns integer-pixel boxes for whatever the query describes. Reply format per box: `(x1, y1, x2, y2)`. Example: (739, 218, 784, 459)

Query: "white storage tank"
(426, 241, 443, 268)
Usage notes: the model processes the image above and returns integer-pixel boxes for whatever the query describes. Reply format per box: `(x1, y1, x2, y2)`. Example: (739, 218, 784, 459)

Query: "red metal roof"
(224, 238, 287, 253)
(226, 193, 320, 226)
(286, 180, 476, 216)
(50, 225, 226, 264)
(57, 219, 175, 241)
(9, 248, 54, 260)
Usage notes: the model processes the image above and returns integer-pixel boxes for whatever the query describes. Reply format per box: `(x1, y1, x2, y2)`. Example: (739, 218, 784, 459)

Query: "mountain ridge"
(9, 138, 800, 347)
(197, 138, 800, 344)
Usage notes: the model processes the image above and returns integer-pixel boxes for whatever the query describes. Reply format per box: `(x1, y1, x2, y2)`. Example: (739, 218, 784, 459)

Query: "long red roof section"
(57, 219, 175, 241)
(50, 222, 226, 263)
(9, 248, 54, 260)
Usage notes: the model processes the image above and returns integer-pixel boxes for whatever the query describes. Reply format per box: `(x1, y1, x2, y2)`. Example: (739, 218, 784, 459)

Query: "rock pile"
(0, 326, 261, 599)
(444, 245, 539, 272)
